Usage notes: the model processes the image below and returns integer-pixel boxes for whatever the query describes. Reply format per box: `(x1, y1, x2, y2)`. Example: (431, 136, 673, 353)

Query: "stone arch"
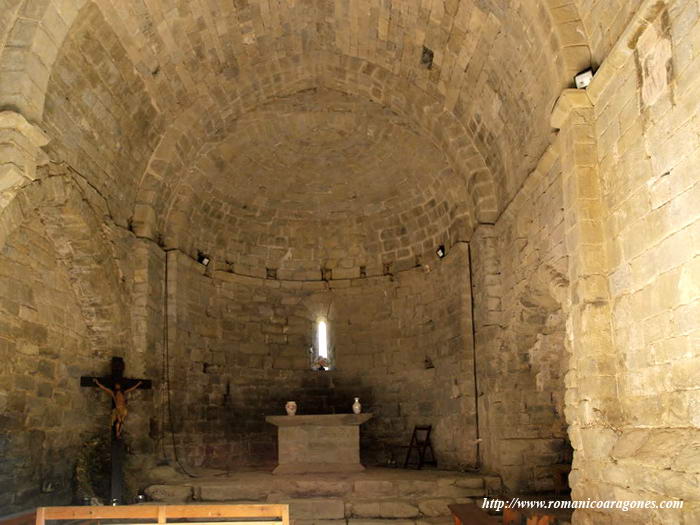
(543, 0, 593, 79)
(133, 52, 498, 246)
(0, 173, 131, 354)
(0, 0, 592, 121)
(0, 1, 596, 233)
(0, 0, 88, 121)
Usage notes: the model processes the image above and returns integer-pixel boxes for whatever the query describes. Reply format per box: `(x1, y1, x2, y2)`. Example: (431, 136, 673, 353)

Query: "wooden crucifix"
(81, 356, 152, 504)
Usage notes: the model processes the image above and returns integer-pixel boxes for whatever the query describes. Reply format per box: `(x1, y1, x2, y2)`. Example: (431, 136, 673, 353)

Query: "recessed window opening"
(318, 320, 328, 359)
(313, 320, 331, 371)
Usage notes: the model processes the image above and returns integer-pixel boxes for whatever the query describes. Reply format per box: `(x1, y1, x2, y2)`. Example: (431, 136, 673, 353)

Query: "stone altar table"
(265, 413, 372, 474)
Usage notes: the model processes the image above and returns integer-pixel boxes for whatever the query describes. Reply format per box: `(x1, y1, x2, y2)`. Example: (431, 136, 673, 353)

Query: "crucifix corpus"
(80, 356, 152, 504)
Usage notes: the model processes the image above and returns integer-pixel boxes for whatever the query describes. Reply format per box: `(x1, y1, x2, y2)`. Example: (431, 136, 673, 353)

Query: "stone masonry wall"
(0, 176, 162, 512)
(471, 148, 570, 493)
(331, 243, 477, 469)
(164, 245, 476, 470)
(0, 216, 101, 513)
(165, 250, 339, 468)
(561, 2, 700, 523)
(41, 2, 161, 227)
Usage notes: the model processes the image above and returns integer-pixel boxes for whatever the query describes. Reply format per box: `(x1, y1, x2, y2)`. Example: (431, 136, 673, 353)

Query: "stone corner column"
(0, 110, 50, 207)
(551, 88, 622, 521)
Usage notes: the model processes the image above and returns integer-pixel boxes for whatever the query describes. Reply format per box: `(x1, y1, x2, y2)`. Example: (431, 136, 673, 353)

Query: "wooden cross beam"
(80, 357, 152, 505)
(80, 356, 152, 392)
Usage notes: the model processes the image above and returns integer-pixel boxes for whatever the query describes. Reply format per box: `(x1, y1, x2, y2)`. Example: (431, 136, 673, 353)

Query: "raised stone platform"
(143, 467, 502, 524)
(266, 414, 373, 474)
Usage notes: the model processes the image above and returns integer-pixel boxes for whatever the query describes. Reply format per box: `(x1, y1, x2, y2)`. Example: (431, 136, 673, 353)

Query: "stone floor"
(141, 466, 502, 524)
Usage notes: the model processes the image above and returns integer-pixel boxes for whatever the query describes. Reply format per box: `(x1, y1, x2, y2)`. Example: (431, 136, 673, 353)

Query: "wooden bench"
(0, 504, 290, 525)
(448, 503, 500, 525)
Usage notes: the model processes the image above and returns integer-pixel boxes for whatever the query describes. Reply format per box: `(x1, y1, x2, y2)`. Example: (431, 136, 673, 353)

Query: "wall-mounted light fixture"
(574, 68, 594, 89)
(197, 251, 210, 266)
(436, 245, 446, 258)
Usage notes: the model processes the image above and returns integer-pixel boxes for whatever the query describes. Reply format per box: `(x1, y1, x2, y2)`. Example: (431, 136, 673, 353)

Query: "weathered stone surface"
(1, 1, 698, 523)
(417, 498, 457, 517)
(294, 521, 346, 525)
(199, 481, 269, 502)
(440, 476, 483, 489)
(350, 500, 420, 519)
(284, 480, 353, 498)
(415, 519, 455, 525)
(144, 484, 193, 503)
(282, 498, 346, 520)
(353, 480, 396, 497)
(269, 414, 372, 474)
(165, 246, 476, 470)
(470, 148, 570, 492)
(348, 521, 414, 525)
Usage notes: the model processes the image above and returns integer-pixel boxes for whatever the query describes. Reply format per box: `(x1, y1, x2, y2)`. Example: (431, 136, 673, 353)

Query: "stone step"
(352, 479, 483, 499)
(294, 521, 347, 525)
(145, 484, 481, 518)
(294, 520, 453, 525)
(144, 484, 193, 503)
(348, 500, 420, 519)
(160, 496, 474, 521)
(346, 497, 473, 519)
(283, 498, 347, 520)
(146, 477, 486, 505)
(197, 480, 270, 501)
(346, 521, 414, 525)
(417, 498, 472, 517)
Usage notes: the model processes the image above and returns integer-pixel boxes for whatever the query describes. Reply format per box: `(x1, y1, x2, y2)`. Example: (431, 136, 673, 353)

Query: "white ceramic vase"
(285, 401, 297, 416)
(352, 397, 362, 414)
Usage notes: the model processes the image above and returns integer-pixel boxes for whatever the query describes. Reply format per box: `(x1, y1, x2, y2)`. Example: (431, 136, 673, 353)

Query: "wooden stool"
(448, 503, 499, 525)
(403, 425, 437, 469)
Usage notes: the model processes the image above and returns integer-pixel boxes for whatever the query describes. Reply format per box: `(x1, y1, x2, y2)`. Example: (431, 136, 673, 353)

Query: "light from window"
(318, 320, 328, 359)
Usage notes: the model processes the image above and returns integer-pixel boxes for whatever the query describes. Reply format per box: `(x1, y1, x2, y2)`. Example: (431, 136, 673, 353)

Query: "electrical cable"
(163, 249, 196, 478)
(466, 242, 482, 471)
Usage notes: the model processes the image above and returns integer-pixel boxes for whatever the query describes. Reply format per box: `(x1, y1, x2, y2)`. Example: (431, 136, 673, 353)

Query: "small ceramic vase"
(352, 397, 362, 414)
(285, 401, 297, 416)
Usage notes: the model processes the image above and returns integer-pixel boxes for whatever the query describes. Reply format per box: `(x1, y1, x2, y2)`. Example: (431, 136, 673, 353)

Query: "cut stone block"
(283, 498, 346, 519)
(283, 480, 353, 498)
(144, 484, 192, 503)
(417, 498, 456, 517)
(448, 476, 485, 489)
(415, 518, 455, 525)
(395, 480, 442, 496)
(350, 500, 420, 519)
(199, 481, 269, 501)
(353, 480, 396, 497)
(348, 519, 415, 525)
(294, 521, 346, 525)
(267, 414, 373, 474)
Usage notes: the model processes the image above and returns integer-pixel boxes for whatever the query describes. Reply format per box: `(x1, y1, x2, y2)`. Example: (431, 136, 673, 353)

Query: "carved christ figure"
(93, 378, 142, 439)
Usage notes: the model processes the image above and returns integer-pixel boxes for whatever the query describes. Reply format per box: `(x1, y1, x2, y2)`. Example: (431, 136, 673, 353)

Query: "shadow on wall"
(494, 264, 571, 492)
(519, 265, 569, 409)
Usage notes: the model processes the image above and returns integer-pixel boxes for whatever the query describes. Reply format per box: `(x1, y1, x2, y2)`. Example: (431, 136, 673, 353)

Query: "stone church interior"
(0, 0, 698, 524)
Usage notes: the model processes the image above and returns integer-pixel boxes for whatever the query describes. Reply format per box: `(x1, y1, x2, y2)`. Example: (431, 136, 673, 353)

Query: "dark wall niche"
(421, 46, 434, 69)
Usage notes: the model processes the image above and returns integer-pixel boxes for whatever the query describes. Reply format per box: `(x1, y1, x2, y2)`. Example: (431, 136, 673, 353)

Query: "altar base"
(266, 414, 372, 474)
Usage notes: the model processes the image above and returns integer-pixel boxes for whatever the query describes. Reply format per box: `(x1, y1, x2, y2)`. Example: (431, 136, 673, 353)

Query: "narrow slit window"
(318, 321, 328, 359)
(312, 320, 331, 371)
